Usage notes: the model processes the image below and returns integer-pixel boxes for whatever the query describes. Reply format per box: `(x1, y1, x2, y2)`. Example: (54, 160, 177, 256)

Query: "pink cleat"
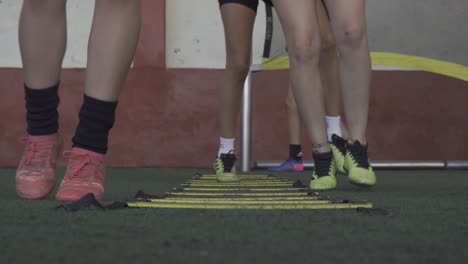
(56, 148, 106, 202)
(269, 158, 304, 172)
(16, 134, 60, 200)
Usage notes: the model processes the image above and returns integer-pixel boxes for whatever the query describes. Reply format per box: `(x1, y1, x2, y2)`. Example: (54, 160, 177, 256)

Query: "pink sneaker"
(56, 148, 106, 201)
(16, 134, 60, 200)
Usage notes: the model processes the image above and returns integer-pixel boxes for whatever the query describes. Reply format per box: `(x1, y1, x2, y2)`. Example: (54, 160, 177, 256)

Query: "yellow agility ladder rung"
(195, 175, 279, 180)
(183, 183, 294, 187)
(188, 180, 292, 184)
(147, 199, 331, 205)
(178, 187, 306, 192)
(157, 196, 321, 201)
(167, 192, 309, 197)
(127, 202, 373, 210)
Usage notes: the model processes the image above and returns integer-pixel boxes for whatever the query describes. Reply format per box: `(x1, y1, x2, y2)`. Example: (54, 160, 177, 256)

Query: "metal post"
(446, 160, 468, 169)
(240, 70, 253, 172)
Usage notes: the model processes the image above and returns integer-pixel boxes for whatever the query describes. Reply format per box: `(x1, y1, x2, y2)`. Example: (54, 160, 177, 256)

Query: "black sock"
(72, 95, 117, 154)
(289, 144, 302, 161)
(25, 83, 60, 135)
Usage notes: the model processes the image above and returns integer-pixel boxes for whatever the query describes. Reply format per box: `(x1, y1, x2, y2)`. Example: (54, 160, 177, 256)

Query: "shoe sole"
(16, 180, 56, 200)
(56, 193, 103, 202)
(216, 175, 240, 182)
(349, 180, 375, 188)
(17, 191, 53, 200)
(269, 169, 304, 172)
(309, 187, 336, 191)
(309, 182, 337, 191)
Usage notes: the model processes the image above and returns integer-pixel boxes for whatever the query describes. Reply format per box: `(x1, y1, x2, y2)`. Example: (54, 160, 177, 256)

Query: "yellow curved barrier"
(261, 52, 468, 82)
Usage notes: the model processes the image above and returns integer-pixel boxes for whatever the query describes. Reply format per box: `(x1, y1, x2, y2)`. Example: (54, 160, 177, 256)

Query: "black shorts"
(218, 0, 273, 13)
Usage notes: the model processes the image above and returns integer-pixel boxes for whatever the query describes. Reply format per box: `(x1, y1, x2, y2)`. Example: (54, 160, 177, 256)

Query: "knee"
(225, 56, 251, 81)
(334, 23, 366, 50)
(289, 37, 321, 66)
(22, 0, 65, 16)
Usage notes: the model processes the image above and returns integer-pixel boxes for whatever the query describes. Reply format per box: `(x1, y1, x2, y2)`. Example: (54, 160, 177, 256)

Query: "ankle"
(312, 142, 331, 153)
(347, 138, 367, 146)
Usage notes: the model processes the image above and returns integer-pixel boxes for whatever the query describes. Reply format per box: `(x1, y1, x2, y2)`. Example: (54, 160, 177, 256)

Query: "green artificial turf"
(0, 168, 467, 264)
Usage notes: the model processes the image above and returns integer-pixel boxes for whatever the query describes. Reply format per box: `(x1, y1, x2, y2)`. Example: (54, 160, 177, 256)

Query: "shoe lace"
(220, 150, 236, 173)
(20, 137, 54, 166)
(63, 150, 97, 180)
(331, 134, 347, 155)
(313, 152, 333, 177)
(348, 141, 370, 168)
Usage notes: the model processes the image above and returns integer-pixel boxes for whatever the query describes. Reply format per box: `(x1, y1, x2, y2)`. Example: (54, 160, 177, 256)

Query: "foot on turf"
(309, 151, 337, 191)
(213, 150, 239, 182)
(330, 134, 347, 174)
(16, 134, 60, 200)
(345, 140, 376, 187)
(268, 158, 304, 172)
(56, 148, 106, 201)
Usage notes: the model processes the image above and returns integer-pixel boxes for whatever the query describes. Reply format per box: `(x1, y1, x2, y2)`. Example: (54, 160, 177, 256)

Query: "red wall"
(1, 0, 467, 167)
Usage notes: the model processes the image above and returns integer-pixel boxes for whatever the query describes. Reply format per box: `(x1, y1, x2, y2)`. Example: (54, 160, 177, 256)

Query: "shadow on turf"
(55, 193, 128, 212)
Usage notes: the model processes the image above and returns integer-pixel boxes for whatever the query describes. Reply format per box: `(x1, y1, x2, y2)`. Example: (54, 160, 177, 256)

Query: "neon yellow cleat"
(213, 151, 239, 182)
(309, 151, 337, 191)
(345, 141, 376, 187)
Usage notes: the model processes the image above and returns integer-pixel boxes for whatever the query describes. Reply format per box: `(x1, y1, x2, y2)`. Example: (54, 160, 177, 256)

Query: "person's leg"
(324, 0, 375, 186)
(20, 0, 66, 89)
(214, 1, 257, 182)
(270, 0, 346, 173)
(324, 0, 369, 143)
(16, 0, 67, 200)
(271, 0, 336, 190)
(315, 0, 348, 173)
(286, 86, 303, 160)
(270, 0, 327, 151)
(316, 0, 344, 141)
(218, 1, 256, 141)
(56, 0, 142, 201)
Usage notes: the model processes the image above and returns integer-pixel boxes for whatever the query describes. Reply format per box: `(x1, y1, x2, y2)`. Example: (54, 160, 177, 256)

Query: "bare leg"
(317, 0, 341, 118)
(219, 4, 256, 139)
(324, 0, 370, 143)
(19, 0, 66, 89)
(85, 0, 142, 102)
(285, 0, 345, 144)
(323, 0, 375, 187)
(213, 3, 257, 181)
(56, 0, 142, 202)
(271, 0, 329, 153)
(16, 0, 67, 200)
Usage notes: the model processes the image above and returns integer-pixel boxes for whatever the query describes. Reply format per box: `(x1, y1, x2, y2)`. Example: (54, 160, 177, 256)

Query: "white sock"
(326, 115, 342, 142)
(218, 137, 235, 157)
